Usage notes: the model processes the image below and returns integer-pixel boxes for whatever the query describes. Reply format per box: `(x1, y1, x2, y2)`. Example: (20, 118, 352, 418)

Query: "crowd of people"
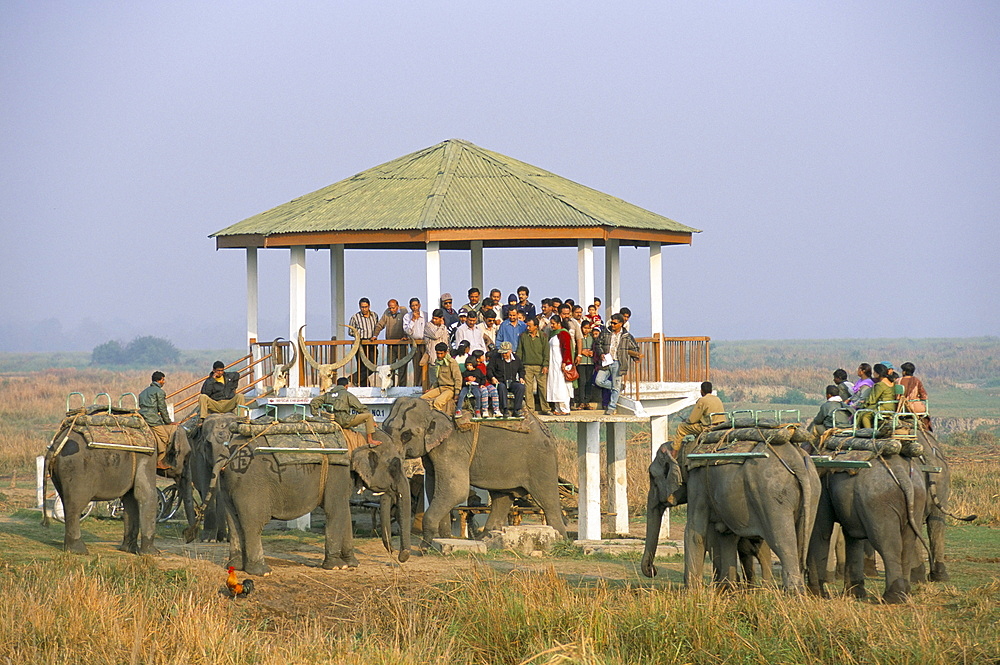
(347, 286, 641, 419)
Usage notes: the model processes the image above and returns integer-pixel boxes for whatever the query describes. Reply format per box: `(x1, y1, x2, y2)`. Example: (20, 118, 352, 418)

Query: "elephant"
(806, 452, 928, 604)
(44, 409, 191, 555)
(181, 413, 240, 542)
(641, 440, 820, 593)
(221, 428, 411, 575)
(380, 396, 568, 546)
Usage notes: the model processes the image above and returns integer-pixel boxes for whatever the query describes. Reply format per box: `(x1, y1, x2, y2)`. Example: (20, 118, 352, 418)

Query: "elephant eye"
(400, 431, 413, 444)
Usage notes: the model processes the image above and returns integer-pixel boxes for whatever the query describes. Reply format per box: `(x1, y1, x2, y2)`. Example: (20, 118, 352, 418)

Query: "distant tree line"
(91, 336, 180, 366)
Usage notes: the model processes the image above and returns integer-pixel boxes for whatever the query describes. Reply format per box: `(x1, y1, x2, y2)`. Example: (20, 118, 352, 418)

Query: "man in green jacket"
(518, 317, 551, 414)
(422, 342, 462, 412)
(138, 371, 175, 468)
(310, 377, 377, 445)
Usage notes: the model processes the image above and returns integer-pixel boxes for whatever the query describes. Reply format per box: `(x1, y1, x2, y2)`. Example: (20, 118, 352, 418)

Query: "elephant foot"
(930, 563, 950, 582)
(119, 542, 139, 554)
(322, 554, 359, 570)
(882, 579, 910, 604)
(138, 544, 160, 556)
(397, 550, 410, 563)
(846, 580, 867, 600)
(65, 539, 89, 555)
(243, 560, 271, 576)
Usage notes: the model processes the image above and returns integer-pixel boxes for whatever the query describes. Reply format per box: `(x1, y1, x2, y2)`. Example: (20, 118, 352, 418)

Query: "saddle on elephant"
(52, 405, 157, 458)
(226, 418, 351, 466)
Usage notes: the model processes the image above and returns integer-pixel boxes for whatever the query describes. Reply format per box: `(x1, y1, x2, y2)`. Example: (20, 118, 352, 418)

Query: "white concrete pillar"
(246, 247, 258, 346)
(289, 247, 306, 389)
(577, 239, 595, 307)
(650, 242, 663, 382)
(426, 241, 441, 313)
(577, 421, 601, 540)
(607, 422, 629, 536)
(246, 247, 259, 385)
(470, 240, 484, 294)
(604, 238, 620, 320)
(330, 244, 346, 338)
(37, 455, 45, 509)
(649, 421, 670, 543)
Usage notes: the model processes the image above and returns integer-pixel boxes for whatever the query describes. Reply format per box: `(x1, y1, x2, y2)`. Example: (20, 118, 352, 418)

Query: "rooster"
(225, 566, 254, 598)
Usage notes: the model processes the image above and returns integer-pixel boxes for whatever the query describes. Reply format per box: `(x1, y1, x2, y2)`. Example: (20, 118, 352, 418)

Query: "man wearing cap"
(198, 361, 246, 419)
(439, 293, 460, 329)
(487, 341, 527, 417)
(422, 342, 462, 412)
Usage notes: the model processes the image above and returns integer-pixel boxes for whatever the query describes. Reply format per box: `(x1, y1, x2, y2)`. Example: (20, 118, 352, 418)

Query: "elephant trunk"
(641, 493, 665, 578)
(379, 493, 394, 554)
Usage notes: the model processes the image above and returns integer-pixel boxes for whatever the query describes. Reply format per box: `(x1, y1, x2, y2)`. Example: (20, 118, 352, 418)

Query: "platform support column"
(330, 244, 346, 338)
(650, 415, 670, 540)
(470, 240, 483, 294)
(607, 422, 629, 536)
(426, 241, 441, 316)
(650, 242, 663, 381)
(577, 239, 595, 308)
(577, 421, 601, 540)
(289, 247, 306, 389)
(246, 247, 259, 384)
(605, 238, 620, 320)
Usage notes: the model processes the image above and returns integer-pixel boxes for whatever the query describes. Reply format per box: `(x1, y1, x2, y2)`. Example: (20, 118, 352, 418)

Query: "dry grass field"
(2, 365, 999, 664)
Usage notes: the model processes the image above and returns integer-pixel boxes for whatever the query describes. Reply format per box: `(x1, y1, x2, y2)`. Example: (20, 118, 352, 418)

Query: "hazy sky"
(2, 2, 997, 352)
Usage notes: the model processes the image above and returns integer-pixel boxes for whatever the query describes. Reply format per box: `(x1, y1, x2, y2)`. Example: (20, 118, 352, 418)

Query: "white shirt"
(403, 310, 426, 340)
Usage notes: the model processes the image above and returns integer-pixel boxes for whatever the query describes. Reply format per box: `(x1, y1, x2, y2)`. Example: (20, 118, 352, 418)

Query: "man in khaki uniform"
(422, 342, 462, 412)
(138, 371, 176, 469)
(310, 377, 377, 445)
(671, 381, 726, 452)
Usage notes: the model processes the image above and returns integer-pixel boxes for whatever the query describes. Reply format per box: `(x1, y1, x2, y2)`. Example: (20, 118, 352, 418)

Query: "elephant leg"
(843, 536, 868, 599)
(134, 473, 159, 555)
(806, 500, 836, 597)
(684, 489, 709, 588)
(713, 533, 739, 590)
(757, 541, 774, 583)
(767, 520, 808, 593)
(421, 461, 470, 546)
(233, 499, 270, 576)
(524, 478, 569, 539)
(881, 529, 912, 604)
(119, 490, 140, 554)
(322, 467, 357, 570)
(482, 491, 514, 535)
(222, 489, 245, 571)
(60, 488, 90, 555)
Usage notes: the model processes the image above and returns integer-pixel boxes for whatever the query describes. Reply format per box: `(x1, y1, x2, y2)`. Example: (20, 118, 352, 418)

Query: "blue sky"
(1, 2, 997, 351)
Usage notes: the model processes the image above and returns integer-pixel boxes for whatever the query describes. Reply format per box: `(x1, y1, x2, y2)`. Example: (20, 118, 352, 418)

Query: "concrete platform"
(575, 538, 683, 557)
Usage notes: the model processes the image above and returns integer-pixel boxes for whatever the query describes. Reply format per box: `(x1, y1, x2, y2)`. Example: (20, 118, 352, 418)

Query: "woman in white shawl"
(546, 315, 575, 415)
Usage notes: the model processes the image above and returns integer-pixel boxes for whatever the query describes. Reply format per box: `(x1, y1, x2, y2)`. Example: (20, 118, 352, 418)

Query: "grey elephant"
(44, 407, 191, 555)
(380, 396, 568, 545)
(806, 452, 928, 603)
(181, 413, 240, 542)
(641, 440, 820, 593)
(221, 427, 411, 575)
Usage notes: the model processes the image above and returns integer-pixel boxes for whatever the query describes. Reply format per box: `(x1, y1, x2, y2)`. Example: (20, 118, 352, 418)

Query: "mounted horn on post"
(362, 337, 418, 394)
(262, 337, 297, 397)
(298, 325, 361, 392)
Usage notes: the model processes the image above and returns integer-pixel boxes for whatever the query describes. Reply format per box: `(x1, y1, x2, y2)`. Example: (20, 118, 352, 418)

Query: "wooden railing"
(164, 335, 708, 411)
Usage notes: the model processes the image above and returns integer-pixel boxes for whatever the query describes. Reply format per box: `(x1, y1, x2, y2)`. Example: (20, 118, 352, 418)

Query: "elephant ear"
(424, 409, 453, 453)
(649, 443, 686, 507)
(164, 426, 192, 479)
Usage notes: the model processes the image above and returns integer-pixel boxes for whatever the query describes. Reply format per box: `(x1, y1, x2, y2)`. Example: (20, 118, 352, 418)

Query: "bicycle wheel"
(51, 495, 96, 523)
(107, 498, 124, 519)
(157, 484, 179, 522)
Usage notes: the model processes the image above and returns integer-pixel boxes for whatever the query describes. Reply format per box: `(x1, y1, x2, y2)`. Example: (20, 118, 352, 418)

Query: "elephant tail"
(883, 457, 931, 557)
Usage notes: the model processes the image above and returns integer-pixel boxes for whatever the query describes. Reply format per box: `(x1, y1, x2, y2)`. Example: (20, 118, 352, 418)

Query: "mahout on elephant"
(806, 448, 928, 603)
(642, 423, 820, 593)
(44, 403, 191, 554)
(221, 422, 411, 576)
(381, 396, 568, 546)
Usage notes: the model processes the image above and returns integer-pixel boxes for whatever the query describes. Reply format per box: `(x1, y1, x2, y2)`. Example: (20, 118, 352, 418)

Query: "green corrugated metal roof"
(211, 139, 700, 237)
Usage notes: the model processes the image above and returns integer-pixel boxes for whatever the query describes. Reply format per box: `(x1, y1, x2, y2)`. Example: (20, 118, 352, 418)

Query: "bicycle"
(107, 482, 180, 522)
